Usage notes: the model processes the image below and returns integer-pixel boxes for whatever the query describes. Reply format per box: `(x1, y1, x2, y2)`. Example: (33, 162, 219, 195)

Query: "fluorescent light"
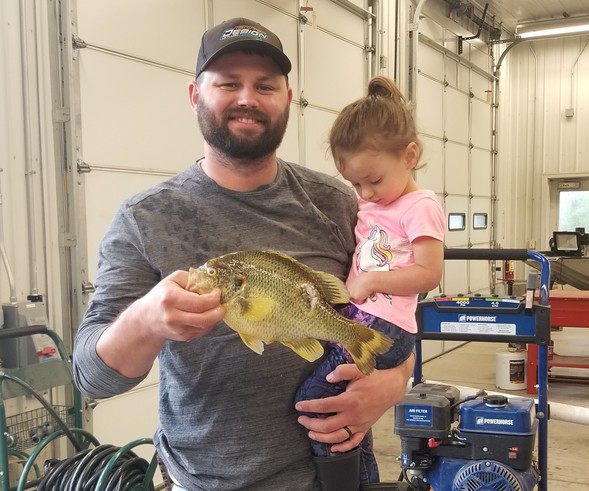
(517, 16, 589, 39)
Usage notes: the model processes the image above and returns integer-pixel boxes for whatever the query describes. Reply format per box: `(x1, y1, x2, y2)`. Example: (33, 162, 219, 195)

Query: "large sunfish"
(186, 250, 393, 375)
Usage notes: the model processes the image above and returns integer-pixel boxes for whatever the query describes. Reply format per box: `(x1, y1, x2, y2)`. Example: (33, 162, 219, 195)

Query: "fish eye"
(207, 267, 216, 276)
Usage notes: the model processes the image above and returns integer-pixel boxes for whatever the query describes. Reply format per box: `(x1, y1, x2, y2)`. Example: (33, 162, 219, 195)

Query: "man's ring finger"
(342, 426, 353, 440)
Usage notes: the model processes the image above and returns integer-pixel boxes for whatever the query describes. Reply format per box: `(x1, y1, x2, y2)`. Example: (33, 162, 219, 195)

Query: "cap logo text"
(221, 26, 268, 42)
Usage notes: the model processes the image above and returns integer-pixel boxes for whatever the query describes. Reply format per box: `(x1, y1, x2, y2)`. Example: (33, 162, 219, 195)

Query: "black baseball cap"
(196, 17, 292, 78)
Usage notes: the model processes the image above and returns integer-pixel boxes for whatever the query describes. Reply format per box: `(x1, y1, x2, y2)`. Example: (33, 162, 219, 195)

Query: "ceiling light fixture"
(517, 16, 589, 39)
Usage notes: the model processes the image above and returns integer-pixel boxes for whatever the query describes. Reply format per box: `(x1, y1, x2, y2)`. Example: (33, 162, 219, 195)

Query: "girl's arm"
(347, 236, 444, 302)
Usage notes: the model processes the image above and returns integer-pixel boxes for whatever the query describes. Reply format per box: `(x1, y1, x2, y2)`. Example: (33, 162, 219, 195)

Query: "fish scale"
(187, 250, 393, 375)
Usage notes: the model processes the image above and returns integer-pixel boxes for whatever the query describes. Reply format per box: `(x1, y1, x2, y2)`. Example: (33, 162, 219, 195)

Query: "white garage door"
(414, 30, 494, 296)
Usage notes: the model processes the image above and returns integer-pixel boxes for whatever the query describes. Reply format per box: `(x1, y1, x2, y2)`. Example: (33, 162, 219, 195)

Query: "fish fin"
(241, 297, 275, 321)
(238, 333, 266, 355)
(343, 325, 394, 376)
(262, 249, 350, 304)
(281, 339, 325, 362)
(309, 271, 350, 304)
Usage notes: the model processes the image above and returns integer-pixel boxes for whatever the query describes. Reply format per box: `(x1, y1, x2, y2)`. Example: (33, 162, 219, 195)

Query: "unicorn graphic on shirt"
(357, 223, 393, 272)
(356, 223, 394, 303)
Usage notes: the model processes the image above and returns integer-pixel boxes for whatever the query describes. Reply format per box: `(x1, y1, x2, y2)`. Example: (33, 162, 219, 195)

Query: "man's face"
(192, 51, 292, 161)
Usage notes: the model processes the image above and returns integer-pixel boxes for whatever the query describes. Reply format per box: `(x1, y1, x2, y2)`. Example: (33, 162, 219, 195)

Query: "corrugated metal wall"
(496, 35, 589, 253)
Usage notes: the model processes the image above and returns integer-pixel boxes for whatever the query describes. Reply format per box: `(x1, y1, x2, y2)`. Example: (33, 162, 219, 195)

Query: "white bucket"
(495, 349, 527, 390)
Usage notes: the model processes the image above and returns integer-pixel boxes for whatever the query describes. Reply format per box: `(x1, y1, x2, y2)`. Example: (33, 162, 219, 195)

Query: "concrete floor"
(372, 328, 589, 490)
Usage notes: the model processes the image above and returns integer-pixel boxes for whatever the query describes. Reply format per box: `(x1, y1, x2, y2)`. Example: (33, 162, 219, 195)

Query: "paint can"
(495, 349, 527, 390)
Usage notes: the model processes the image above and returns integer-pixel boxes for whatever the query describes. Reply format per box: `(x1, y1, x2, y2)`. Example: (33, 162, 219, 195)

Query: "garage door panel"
(471, 98, 492, 150)
(304, 28, 365, 111)
(471, 71, 491, 101)
(443, 260, 468, 294)
(303, 107, 340, 176)
(418, 43, 444, 81)
(458, 63, 470, 93)
(470, 44, 491, 73)
(416, 76, 443, 137)
(468, 252, 492, 293)
(445, 57, 458, 88)
(445, 143, 469, 194)
(419, 136, 444, 194)
(309, 1, 366, 46)
(419, 17, 444, 49)
(79, 51, 198, 169)
(445, 87, 469, 145)
(471, 148, 492, 196)
(444, 196, 469, 247)
(470, 198, 491, 246)
(278, 106, 301, 164)
(76, 0, 205, 70)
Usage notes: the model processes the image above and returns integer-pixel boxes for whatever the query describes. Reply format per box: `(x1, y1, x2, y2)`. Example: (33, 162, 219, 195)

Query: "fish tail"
(344, 325, 394, 376)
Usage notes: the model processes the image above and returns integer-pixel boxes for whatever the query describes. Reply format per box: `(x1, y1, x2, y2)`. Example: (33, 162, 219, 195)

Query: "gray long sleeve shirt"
(73, 159, 357, 490)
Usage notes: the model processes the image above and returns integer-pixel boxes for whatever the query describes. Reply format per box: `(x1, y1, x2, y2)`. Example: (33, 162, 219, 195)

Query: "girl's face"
(337, 143, 419, 205)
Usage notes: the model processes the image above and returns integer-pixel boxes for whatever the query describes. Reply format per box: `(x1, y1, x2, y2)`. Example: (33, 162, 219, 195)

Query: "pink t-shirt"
(348, 189, 445, 333)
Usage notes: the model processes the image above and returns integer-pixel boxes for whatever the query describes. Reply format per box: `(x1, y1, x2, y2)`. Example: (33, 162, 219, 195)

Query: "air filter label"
(405, 406, 432, 426)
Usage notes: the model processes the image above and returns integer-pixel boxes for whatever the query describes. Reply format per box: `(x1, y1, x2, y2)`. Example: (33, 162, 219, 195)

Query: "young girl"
(296, 76, 445, 488)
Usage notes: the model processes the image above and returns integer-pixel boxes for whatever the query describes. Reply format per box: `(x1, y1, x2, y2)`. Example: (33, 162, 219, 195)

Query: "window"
(448, 213, 466, 231)
(559, 190, 589, 232)
(473, 213, 488, 230)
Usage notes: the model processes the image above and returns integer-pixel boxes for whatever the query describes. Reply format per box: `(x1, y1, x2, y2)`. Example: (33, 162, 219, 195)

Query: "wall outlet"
(527, 240, 536, 249)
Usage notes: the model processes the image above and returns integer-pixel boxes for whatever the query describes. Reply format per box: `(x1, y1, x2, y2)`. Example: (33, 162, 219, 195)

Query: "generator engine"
(394, 383, 539, 491)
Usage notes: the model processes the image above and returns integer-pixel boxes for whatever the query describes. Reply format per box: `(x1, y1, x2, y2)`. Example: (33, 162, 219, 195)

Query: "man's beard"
(197, 100, 289, 161)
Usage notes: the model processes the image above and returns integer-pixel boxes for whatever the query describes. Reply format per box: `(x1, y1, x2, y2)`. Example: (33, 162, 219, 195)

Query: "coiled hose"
(37, 443, 154, 491)
(2, 372, 156, 491)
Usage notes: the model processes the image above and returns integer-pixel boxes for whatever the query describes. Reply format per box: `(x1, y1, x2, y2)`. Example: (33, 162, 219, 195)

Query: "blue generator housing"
(395, 383, 539, 491)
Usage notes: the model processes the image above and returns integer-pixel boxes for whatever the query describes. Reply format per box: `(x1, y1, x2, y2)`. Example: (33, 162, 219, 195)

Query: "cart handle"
(443, 248, 551, 306)
(444, 248, 529, 261)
